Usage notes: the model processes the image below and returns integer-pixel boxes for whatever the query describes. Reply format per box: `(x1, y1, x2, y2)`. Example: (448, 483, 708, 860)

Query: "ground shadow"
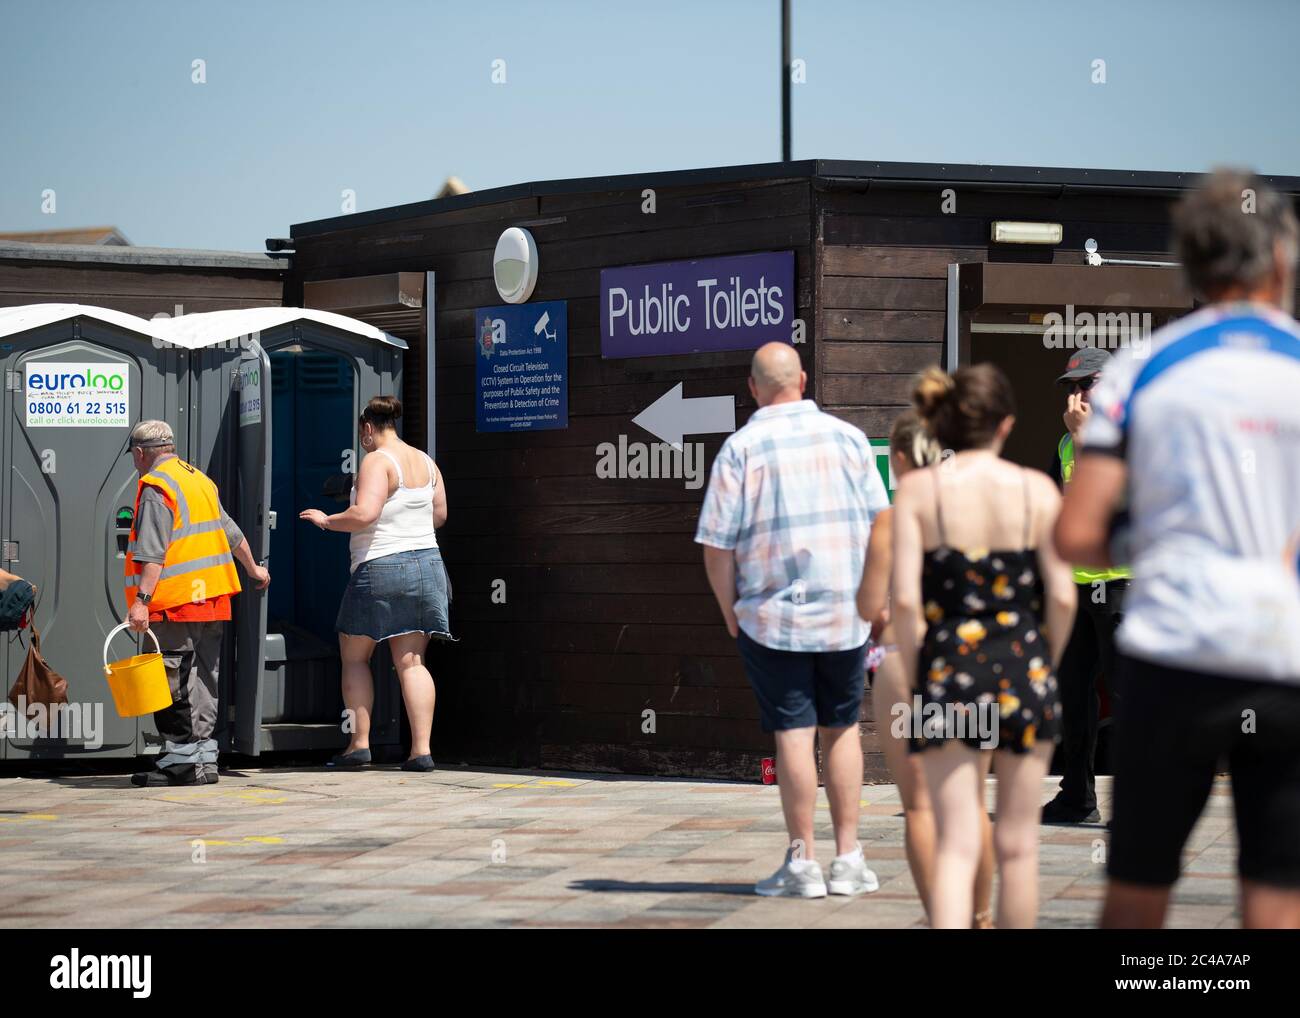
(569, 878, 753, 896)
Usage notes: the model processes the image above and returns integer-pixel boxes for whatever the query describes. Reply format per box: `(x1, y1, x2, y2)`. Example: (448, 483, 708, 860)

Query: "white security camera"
(534, 310, 556, 341)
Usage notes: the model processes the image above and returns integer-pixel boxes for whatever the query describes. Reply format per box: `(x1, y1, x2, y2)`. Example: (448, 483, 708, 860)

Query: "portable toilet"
(0, 304, 185, 761)
(158, 308, 407, 756)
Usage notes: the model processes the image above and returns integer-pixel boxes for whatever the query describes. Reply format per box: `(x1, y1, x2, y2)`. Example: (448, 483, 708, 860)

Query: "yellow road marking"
(0, 812, 57, 823)
(191, 835, 286, 848)
(161, 788, 289, 804)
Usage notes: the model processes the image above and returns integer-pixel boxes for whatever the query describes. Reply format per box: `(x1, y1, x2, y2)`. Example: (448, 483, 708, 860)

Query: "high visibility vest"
(123, 457, 241, 612)
(1058, 434, 1133, 585)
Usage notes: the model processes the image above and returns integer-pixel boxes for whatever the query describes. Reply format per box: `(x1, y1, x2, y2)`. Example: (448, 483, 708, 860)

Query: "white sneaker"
(828, 853, 880, 896)
(754, 851, 827, 898)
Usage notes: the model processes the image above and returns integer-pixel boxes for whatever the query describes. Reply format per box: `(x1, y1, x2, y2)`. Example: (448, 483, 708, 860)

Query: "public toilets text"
(605, 276, 786, 336)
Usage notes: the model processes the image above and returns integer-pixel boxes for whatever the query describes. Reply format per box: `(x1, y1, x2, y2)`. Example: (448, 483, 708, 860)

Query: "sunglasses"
(1067, 376, 1098, 392)
(124, 440, 172, 456)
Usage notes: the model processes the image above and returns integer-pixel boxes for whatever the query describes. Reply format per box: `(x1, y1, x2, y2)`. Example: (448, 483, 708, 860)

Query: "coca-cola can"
(761, 757, 777, 785)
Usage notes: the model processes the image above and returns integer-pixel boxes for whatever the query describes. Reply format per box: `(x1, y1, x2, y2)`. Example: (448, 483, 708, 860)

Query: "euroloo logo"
(26, 365, 126, 391)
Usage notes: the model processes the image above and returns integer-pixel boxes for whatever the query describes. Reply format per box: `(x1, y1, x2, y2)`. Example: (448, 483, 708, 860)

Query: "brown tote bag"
(6, 626, 69, 711)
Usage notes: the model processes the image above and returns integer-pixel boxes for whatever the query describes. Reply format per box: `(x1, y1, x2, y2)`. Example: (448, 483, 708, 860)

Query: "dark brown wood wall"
(292, 178, 814, 779)
(0, 260, 284, 317)
(290, 176, 1206, 782)
(814, 186, 1178, 438)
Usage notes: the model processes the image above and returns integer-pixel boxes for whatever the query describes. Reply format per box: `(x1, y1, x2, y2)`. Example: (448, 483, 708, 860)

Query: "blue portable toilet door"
(232, 341, 272, 754)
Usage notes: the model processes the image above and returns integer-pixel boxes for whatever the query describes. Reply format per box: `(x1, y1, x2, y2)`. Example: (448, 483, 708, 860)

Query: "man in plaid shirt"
(697, 342, 890, 898)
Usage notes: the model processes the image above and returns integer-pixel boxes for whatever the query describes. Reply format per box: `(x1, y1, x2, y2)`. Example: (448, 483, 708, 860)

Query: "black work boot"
(131, 766, 207, 787)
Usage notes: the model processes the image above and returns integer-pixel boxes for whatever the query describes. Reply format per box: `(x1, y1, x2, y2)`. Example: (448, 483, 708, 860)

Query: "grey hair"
(1172, 168, 1299, 300)
(128, 419, 175, 452)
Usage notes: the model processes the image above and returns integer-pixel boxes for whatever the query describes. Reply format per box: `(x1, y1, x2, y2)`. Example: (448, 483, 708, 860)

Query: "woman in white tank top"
(299, 396, 451, 773)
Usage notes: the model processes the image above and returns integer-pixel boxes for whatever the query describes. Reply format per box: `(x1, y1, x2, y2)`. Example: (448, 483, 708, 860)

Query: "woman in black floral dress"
(913, 479, 1061, 755)
(892, 365, 1077, 929)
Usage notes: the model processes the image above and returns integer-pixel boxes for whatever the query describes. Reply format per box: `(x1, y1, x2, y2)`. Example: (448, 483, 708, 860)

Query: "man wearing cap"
(1042, 346, 1131, 824)
(123, 420, 269, 787)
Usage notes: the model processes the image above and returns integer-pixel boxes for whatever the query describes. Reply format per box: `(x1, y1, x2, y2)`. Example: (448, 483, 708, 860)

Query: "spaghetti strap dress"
(909, 467, 1062, 754)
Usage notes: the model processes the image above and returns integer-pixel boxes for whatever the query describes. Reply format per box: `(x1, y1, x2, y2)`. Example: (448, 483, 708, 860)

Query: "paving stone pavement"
(0, 768, 1241, 929)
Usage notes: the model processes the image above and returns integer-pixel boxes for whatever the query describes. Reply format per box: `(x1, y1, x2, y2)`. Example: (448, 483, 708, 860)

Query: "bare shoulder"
(1022, 467, 1061, 504)
(893, 467, 935, 519)
(894, 466, 931, 506)
(358, 449, 393, 482)
(1022, 468, 1062, 525)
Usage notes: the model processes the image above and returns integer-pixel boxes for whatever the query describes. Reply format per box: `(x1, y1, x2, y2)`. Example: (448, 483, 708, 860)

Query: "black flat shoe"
(400, 755, 435, 772)
(327, 749, 372, 769)
(131, 769, 206, 787)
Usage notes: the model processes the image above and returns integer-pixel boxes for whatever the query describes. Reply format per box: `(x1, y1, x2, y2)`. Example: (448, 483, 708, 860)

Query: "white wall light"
(493, 227, 539, 303)
(991, 221, 1063, 245)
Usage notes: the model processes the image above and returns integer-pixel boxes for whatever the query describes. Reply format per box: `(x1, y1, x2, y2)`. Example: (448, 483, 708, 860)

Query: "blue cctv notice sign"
(475, 300, 569, 433)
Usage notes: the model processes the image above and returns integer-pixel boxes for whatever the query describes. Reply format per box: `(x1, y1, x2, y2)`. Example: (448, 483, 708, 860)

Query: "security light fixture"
(493, 227, 539, 304)
(990, 221, 1063, 245)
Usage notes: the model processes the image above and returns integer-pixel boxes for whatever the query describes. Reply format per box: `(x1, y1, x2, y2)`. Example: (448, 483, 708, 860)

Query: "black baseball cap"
(1056, 346, 1112, 384)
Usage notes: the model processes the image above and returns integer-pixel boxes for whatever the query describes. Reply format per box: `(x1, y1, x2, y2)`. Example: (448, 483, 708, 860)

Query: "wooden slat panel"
(823, 405, 910, 438)
(822, 309, 945, 343)
(0, 293, 281, 317)
(819, 185, 1180, 226)
(821, 373, 918, 406)
(822, 341, 942, 374)
(822, 245, 985, 278)
(450, 533, 701, 565)
(0, 262, 284, 299)
(822, 276, 946, 311)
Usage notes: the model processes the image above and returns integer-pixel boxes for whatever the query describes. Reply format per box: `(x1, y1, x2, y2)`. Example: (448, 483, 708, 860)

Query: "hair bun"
(367, 395, 402, 420)
(912, 366, 955, 421)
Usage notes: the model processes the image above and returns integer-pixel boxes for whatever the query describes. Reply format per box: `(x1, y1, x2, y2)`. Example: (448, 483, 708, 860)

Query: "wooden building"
(0, 241, 286, 318)
(279, 160, 1298, 780)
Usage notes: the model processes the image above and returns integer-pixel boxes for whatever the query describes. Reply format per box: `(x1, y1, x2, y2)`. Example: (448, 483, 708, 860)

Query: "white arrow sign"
(632, 383, 735, 451)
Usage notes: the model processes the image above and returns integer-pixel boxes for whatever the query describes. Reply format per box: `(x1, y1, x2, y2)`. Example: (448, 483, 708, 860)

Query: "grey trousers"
(149, 620, 223, 778)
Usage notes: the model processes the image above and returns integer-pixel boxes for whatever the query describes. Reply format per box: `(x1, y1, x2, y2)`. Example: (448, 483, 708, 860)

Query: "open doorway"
(969, 312, 1179, 473)
(953, 262, 1193, 777)
(264, 349, 354, 724)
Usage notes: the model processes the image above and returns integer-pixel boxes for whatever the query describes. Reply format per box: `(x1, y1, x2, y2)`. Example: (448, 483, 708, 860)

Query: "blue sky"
(2, 0, 1297, 250)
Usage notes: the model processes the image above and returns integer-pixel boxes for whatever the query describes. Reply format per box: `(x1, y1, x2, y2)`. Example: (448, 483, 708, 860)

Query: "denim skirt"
(336, 547, 455, 642)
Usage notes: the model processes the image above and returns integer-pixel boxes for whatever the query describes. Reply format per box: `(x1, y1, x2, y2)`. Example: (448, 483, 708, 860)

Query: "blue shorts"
(736, 629, 867, 733)
(336, 547, 455, 643)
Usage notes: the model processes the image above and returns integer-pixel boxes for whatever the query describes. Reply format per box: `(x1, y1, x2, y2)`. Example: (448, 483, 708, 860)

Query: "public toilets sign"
(600, 251, 794, 359)
(25, 361, 130, 427)
(475, 300, 568, 433)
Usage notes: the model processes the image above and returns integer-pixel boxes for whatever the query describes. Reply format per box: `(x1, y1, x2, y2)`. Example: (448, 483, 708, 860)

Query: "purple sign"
(600, 251, 795, 359)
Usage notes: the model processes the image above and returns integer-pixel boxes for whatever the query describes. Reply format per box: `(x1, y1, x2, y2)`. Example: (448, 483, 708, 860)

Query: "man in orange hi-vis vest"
(123, 420, 269, 787)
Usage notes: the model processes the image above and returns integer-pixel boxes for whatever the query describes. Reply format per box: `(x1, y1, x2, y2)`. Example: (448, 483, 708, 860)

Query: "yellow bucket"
(102, 623, 172, 717)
